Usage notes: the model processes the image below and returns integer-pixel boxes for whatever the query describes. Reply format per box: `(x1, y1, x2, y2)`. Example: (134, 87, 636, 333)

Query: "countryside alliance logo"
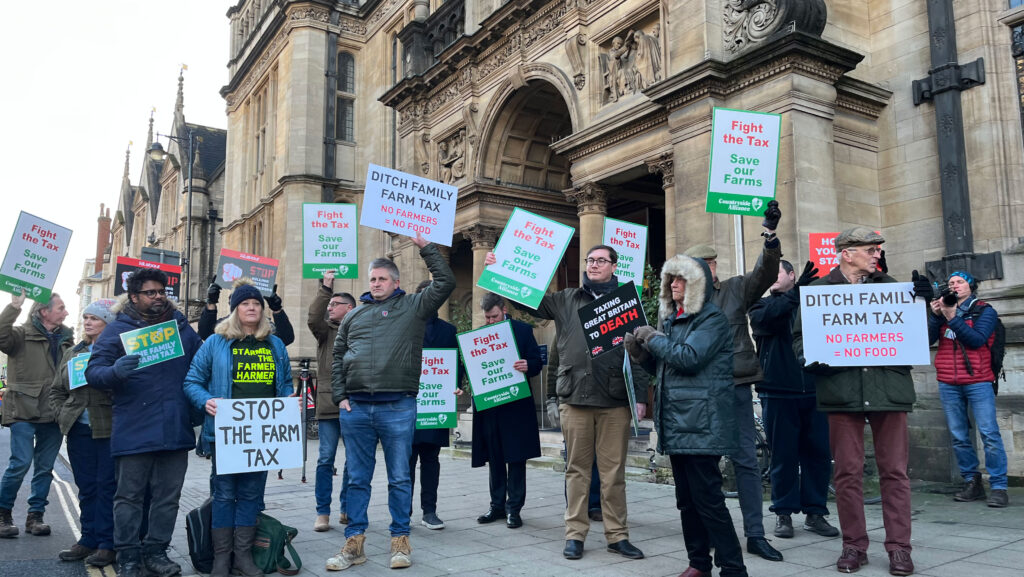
(437, 414, 447, 425)
(509, 385, 520, 398)
(751, 197, 763, 212)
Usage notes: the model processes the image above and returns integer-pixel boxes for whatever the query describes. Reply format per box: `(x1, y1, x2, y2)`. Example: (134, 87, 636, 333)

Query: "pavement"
(147, 439, 1024, 577)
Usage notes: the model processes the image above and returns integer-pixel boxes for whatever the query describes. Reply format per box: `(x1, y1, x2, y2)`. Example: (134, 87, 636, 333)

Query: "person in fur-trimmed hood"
(627, 255, 747, 577)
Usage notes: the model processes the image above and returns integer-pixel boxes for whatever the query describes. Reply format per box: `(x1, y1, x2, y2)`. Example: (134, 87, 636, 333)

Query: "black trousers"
(409, 443, 441, 514)
(488, 460, 526, 514)
(669, 454, 748, 577)
(113, 450, 189, 552)
(761, 394, 832, 516)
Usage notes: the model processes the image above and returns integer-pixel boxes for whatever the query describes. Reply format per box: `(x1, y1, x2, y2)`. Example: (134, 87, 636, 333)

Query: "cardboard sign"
(578, 282, 648, 358)
(416, 348, 458, 429)
(477, 208, 575, 309)
(603, 218, 648, 295)
(360, 164, 457, 246)
(303, 203, 358, 279)
(799, 283, 930, 366)
(119, 320, 185, 370)
(214, 398, 303, 474)
(217, 249, 279, 297)
(622, 354, 640, 438)
(0, 212, 73, 302)
(457, 320, 529, 411)
(706, 108, 781, 216)
(114, 257, 182, 300)
(68, 353, 91, 390)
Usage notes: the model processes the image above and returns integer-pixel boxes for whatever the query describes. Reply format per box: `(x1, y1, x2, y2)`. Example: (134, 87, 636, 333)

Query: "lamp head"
(148, 142, 167, 161)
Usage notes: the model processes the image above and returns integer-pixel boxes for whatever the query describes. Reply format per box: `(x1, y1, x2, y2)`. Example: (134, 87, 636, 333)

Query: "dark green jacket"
(642, 256, 736, 455)
(308, 284, 341, 419)
(331, 244, 455, 403)
(794, 267, 916, 413)
(0, 304, 73, 425)
(49, 342, 114, 438)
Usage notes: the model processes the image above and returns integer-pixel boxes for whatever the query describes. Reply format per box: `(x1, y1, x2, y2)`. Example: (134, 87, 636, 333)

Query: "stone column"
(464, 224, 500, 329)
(564, 182, 608, 257)
(647, 153, 676, 257)
(434, 244, 452, 321)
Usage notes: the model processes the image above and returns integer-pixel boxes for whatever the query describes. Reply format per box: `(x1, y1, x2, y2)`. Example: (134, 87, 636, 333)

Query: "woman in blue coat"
(183, 282, 293, 577)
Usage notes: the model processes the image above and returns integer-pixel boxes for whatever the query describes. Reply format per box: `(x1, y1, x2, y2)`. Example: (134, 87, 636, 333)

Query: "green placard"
(68, 353, 91, 390)
(622, 354, 640, 438)
(119, 320, 185, 370)
(456, 320, 530, 411)
(302, 203, 358, 279)
(416, 348, 458, 429)
(705, 107, 781, 216)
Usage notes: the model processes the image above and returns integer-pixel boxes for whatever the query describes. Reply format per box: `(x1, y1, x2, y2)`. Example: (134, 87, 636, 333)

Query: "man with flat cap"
(793, 226, 925, 576)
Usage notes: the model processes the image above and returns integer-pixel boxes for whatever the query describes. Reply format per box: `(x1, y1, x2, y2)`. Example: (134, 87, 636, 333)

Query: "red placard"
(217, 249, 279, 296)
(114, 257, 182, 298)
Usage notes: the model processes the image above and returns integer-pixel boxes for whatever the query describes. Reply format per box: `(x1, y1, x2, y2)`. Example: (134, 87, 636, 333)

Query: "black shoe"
(747, 537, 783, 562)
(563, 539, 583, 560)
(141, 546, 181, 577)
(477, 508, 502, 524)
(607, 539, 644, 559)
(774, 514, 794, 538)
(588, 509, 603, 522)
(117, 550, 146, 577)
(803, 513, 839, 537)
(987, 489, 1009, 508)
(954, 472, 985, 502)
(506, 513, 523, 528)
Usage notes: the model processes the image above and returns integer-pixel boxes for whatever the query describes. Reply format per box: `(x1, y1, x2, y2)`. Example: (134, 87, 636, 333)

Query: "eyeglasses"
(328, 301, 351, 308)
(846, 247, 882, 256)
(135, 289, 167, 298)
(584, 258, 615, 266)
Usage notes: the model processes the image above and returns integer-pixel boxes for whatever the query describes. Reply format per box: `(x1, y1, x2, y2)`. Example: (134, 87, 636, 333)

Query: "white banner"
(360, 163, 456, 246)
(214, 398, 303, 474)
(799, 283, 930, 367)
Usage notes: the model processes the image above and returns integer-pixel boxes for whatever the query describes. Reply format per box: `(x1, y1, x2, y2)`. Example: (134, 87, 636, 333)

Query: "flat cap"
(835, 227, 885, 251)
(683, 244, 718, 260)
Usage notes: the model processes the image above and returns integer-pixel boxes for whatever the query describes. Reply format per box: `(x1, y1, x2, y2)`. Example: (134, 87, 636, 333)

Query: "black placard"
(577, 281, 648, 358)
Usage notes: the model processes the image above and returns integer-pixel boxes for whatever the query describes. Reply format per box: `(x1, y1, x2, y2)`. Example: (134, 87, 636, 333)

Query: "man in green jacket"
(325, 233, 455, 572)
(794, 227, 916, 576)
(0, 289, 72, 538)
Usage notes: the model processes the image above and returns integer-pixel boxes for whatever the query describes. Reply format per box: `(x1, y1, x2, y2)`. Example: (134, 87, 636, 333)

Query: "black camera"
(935, 284, 958, 306)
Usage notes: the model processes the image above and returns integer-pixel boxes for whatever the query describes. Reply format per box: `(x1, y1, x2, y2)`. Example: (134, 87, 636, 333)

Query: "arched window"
(336, 52, 355, 142)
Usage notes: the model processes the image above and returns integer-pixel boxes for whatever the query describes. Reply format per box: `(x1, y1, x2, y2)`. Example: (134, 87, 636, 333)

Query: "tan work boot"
(325, 534, 366, 571)
(26, 512, 51, 536)
(0, 508, 19, 538)
(389, 535, 411, 569)
(314, 514, 330, 532)
(338, 512, 349, 525)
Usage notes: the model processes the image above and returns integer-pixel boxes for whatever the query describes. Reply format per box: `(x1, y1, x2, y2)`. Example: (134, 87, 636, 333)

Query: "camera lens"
(942, 293, 958, 306)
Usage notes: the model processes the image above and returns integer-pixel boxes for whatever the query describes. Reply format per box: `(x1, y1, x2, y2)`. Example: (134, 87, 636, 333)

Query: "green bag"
(252, 513, 301, 575)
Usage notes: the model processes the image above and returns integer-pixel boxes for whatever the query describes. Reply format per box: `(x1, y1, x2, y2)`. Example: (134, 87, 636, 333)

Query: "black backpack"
(965, 301, 1006, 395)
(185, 498, 214, 574)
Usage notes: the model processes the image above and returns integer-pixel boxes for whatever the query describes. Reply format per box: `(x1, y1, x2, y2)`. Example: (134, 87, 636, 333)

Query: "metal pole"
(184, 129, 194, 318)
(733, 214, 746, 275)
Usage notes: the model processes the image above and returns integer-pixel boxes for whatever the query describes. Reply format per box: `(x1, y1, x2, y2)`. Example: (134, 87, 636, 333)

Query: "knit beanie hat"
(83, 298, 117, 324)
(229, 282, 264, 312)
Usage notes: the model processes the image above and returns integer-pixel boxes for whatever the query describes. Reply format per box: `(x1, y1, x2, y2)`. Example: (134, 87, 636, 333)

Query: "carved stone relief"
(438, 129, 467, 184)
(723, 0, 827, 55)
(564, 34, 587, 90)
(599, 25, 662, 104)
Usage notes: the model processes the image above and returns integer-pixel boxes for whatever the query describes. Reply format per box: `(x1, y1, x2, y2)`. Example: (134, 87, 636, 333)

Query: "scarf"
(582, 273, 619, 298)
(122, 299, 175, 326)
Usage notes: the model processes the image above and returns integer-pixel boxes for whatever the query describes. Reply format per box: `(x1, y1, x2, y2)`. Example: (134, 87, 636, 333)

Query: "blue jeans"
(938, 382, 1008, 489)
(0, 421, 62, 512)
(315, 417, 350, 516)
(339, 396, 416, 538)
(67, 422, 115, 549)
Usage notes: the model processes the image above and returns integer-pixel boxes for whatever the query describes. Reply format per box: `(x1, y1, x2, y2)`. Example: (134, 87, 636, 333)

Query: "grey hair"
(480, 292, 506, 312)
(29, 293, 62, 319)
(368, 258, 400, 281)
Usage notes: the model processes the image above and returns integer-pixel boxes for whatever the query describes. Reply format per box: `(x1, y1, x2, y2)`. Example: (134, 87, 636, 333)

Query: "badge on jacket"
(382, 310, 388, 317)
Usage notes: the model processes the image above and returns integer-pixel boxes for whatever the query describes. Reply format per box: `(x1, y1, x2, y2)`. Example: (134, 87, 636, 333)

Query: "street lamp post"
(148, 129, 195, 318)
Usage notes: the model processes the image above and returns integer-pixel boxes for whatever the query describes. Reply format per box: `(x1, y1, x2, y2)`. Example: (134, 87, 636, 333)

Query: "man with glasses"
(794, 227, 916, 576)
(484, 245, 647, 561)
(86, 268, 203, 577)
(308, 270, 355, 532)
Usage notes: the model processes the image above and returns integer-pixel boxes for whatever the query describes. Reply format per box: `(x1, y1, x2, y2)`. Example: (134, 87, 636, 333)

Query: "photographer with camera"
(927, 271, 1008, 508)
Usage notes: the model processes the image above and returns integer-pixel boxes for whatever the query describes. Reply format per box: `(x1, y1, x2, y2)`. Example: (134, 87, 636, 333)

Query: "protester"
(486, 245, 646, 561)
(48, 298, 118, 566)
(325, 232, 455, 572)
(410, 280, 463, 530)
(627, 254, 747, 577)
(85, 268, 203, 577)
(928, 271, 1008, 508)
(200, 279, 294, 345)
(0, 290, 72, 539)
(748, 261, 838, 539)
(308, 270, 355, 532)
(794, 227, 920, 576)
(682, 199, 783, 562)
(473, 293, 541, 529)
(183, 280, 294, 577)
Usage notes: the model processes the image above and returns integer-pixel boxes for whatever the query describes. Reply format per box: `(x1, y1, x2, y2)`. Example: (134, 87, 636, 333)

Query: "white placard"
(799, 283, 930, 367)
(360, 163, 456, 246)
(417, 348, 458, 428)
(603, 217, 647, 291)
(214, 398, 303, 474)
(0, 211, 73, 302)
(706, 108, 781, 216)
(456, 320, 529, 411)
(302, 203, 358, 278)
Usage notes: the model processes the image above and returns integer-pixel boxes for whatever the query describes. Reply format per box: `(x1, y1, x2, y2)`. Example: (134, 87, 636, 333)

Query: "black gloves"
(797, 261, 820, 287)
(761, 199, 781, 230)
(805, 361, 832, 374)
(265, 284, 283, 312)
(112, 355, 141, 380)
(624, 332, 651, 364)
(912, 270, 934, 301)
(207, 277, 222, 305)
(877, 250, 888, 274)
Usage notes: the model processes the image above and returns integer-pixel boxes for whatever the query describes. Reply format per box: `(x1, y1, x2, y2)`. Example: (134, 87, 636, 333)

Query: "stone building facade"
(221, 0, 1024, 483)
